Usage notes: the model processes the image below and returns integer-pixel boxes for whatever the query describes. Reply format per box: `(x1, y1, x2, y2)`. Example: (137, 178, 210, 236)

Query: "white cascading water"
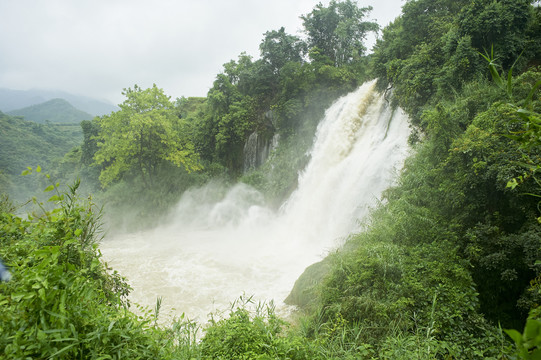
(100, 80, 410, 322)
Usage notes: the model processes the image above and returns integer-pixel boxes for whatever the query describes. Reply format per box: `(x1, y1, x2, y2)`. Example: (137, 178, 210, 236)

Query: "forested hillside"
(0, 111, 82, 199)
(1, 0, 541, 358)
(7, 98, 93, 124)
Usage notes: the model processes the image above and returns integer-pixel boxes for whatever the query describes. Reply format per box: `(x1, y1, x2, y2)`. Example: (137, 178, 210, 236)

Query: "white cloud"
(0, 0, 403, 104)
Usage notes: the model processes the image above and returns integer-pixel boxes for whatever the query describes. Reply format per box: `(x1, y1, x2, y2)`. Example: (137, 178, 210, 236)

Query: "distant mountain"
(7, 98, 93, 124)
(0, 88, 118, 116)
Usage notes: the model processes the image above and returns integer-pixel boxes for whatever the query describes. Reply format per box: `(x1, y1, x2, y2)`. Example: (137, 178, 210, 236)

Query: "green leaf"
(108, 320, 116, 332)
(38, 287, 46, 301)
(488, 63, 504, 88)
(507, 178, 519, 190)
(11, 292, 34, 302)
(507, 67, 513, 96)
(531, 348, 541, 360)
(504, 328, 523, 345)
(525, 319, 541, 343)
(44, 309, 69, 321)
(525, 80, 541, 110)
(44, 185, 55, 192)
(49, 343, 78, 358)
(48, 195, 62, 202)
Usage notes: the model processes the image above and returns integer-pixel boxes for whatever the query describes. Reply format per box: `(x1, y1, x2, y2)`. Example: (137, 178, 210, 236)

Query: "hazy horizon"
(0, 0, 404, 104)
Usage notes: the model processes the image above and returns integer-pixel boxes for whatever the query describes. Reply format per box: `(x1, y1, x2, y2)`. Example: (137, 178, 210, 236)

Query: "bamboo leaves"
(479, 45, 522, 100)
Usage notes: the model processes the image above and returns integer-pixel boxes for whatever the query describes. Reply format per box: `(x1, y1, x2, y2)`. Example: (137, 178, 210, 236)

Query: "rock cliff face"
(242, 131, 279, 172)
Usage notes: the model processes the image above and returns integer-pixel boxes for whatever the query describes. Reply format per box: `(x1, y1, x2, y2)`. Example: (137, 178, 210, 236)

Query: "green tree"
(80, 119, 100, 166)
(372, 0, 540, 127)
(301, 0, 378, 66)
(372, 0, 470, 123)
(201, 55, 266, 172)
(93, 84, 200, 188)
(259, 27, 306, 75)
(458, 0, 532, 69)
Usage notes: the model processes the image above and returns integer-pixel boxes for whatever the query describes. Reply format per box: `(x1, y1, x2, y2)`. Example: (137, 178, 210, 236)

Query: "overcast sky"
(0, 0, 404, 105)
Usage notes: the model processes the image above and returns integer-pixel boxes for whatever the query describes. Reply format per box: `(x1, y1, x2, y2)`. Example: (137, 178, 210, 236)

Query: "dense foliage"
(372, 0, 541, 128)
(1, 0, 541, 358)
(93, 84, 201, 188)
(0, 112, 82, 201)
(0, 175, 154, 358)
(287, 1, 541, 358)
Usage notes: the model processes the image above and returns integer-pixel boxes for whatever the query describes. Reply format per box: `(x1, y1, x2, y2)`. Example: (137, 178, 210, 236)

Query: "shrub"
(0, 174, 172, 359)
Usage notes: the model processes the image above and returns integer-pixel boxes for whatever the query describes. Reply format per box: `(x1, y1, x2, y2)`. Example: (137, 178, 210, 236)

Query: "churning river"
(100, 81, 411, 323)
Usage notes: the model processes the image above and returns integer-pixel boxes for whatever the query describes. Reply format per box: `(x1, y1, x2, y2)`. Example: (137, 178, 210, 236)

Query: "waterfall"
(282, 81, 409, 245)
(243, 132, 260, 172)
(100, 81, 410, 322)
